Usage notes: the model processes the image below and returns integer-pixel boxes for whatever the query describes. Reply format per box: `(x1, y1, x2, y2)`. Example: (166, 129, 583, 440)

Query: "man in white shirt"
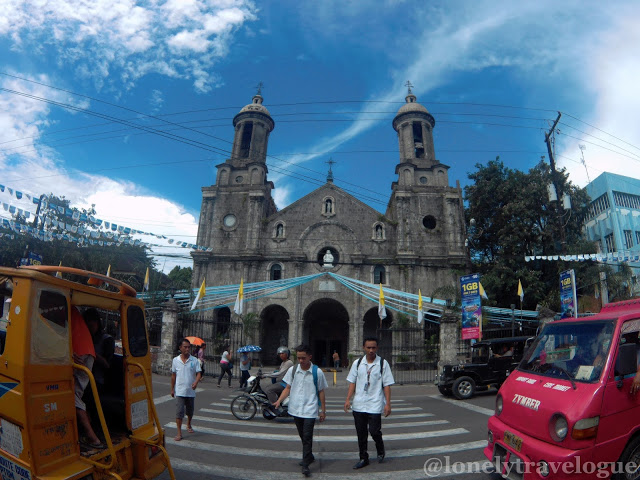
(275, 344, 327, 477)
(344, 337, 395, 469)
(171, 338, 202, 441)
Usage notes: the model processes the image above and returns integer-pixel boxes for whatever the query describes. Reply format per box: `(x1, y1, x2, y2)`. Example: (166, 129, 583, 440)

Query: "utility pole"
(544, 112, 566, 251)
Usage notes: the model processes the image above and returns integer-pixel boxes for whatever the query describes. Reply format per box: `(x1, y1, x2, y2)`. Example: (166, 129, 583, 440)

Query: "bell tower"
(387, 82, 466, 261)
(193, 86, 277, 284)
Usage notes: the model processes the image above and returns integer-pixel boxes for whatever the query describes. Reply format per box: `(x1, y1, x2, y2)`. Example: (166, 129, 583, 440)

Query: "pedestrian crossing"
(158, 393, 489, 479)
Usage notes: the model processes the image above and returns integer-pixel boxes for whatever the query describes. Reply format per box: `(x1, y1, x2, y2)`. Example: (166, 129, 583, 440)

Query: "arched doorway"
(302, 299, 349, 368)
(260, 305, 289, 365)
(362, 307, 392, 348)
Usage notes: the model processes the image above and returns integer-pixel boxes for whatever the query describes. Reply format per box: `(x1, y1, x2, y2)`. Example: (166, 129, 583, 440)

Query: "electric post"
(544, 112, 565, 252)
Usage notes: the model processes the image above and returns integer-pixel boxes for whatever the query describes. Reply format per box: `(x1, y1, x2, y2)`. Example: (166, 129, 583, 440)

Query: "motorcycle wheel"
(231, 395, 257, 420)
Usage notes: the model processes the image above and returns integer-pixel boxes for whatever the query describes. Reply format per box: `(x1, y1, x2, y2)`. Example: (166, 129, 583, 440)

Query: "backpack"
(293, 364, 322, 407)
(356, 356, 385, 377)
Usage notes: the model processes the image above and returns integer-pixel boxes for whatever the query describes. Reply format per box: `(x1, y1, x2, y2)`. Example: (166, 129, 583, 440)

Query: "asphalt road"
(152, 371, 504, 480)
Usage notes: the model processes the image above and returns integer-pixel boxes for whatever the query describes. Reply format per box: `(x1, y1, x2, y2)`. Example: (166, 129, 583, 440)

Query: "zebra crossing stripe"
(168, 457, 489, 479)
(211, 402, 421, 412)
(165, 437, 486, 460)
(199, 407, 434, 419)
(428, 395, 494, 416)
(164, 423, 468, 441)
(189, 415, 449, 429)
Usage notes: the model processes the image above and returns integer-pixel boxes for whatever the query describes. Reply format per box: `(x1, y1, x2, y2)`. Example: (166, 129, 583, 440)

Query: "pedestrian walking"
(343, 336, 394, 469)
(171, 338, 202, 441)
(275, 344, 327, 477)
(332, 350, 340, 369)
(239, 351, 251, 388)
(218, 347, 233, 388)
(197, 342, 206, 377)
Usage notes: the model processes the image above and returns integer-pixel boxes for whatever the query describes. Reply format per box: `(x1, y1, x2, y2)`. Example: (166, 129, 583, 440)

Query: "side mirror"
(615, 343, 637, 378)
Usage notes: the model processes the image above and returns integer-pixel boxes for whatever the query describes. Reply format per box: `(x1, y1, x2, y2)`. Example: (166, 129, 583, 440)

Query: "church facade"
(191, 88, 468, 364)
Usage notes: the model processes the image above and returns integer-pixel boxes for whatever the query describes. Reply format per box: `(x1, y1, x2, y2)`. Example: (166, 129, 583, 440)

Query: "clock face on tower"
(223, 214, 237, 227)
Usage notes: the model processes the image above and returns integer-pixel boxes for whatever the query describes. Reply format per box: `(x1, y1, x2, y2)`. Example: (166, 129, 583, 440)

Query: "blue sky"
(1, 0, 639, 269)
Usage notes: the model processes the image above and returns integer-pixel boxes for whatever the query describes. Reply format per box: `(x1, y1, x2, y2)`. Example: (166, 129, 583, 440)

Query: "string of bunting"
(142, 274, 325, 314)
(0, 181, 212, 252)
(143, 272, 448, 322)
(328, 273, 446, 322)
(525, 253, 640, 263)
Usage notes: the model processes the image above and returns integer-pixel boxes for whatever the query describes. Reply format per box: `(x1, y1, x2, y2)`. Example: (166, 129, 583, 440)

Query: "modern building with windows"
(191, 87, 468, 362)
(584, 172, 640, 294)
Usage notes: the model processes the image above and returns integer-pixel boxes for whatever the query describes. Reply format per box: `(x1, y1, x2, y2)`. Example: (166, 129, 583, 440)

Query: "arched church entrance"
(302, 299, 349, 368)
(362, 307, 392, 348)
(260, 305, 289, 365)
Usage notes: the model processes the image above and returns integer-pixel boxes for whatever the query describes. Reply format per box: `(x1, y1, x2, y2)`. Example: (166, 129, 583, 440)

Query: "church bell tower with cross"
(387, 81, 467, 259)
(194, 82, 278, 260)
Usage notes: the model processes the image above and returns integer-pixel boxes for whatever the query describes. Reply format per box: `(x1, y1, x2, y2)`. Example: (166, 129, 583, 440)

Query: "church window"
(413, 122, 425, 158)
(403, 169, 412, 185)
(419, 176, 428, 184)
(275, 223, 284, 238)
(240, 122, 253, 158)
(422, 215, 436, 230)
(235, 175, 243, 183)
(216, 307, 231, 336)
(223, 214, 237, 228)
(374, 265, 386, 284)
(325, 198, 333, 214)
(373, 224, 384, 240)
(270, 264, 282, 281)
(317, 247, 339, 266)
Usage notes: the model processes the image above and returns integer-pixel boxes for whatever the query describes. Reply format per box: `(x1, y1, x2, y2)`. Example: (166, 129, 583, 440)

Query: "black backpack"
(356, 356, 384, 376)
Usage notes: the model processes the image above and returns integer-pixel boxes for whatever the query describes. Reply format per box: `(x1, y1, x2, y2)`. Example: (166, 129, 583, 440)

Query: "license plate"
(503, 431, 523, 452)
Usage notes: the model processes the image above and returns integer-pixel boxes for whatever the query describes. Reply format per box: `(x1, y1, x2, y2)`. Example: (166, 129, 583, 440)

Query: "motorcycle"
(230, 370, 290, 420)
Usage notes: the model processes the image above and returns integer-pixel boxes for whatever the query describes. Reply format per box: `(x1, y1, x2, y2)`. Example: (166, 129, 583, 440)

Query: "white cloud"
(272, 184, 293, 210)
(0, 74, 197, 270)
(556, 5, 640, 186)
(272, 1, 640, 196)
(0, 0, 258, 93)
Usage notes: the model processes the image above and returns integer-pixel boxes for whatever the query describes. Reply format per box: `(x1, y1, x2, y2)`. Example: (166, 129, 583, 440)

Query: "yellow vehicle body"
(0, 266, 175, 480)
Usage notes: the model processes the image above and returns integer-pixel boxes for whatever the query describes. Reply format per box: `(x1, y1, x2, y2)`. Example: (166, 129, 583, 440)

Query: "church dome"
(239, 94, 271, 116)
(396, 93, 430, 115)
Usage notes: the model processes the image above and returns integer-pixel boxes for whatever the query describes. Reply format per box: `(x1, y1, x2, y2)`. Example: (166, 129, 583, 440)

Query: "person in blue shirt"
(171, 338, 202, 441)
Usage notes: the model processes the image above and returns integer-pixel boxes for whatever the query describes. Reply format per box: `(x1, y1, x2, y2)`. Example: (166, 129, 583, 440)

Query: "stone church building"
(191, 88, 468, 364)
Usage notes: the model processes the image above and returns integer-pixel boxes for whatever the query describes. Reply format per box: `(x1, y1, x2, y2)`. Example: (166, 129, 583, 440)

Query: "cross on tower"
(255, 81, 264, 95)
(325, 158, 336, 182)
(405, 80, 414, 94)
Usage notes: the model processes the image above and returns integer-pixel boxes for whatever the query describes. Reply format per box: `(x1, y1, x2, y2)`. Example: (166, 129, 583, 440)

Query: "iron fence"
(376, 323, 440, 384)
(177, 312, 244, 378)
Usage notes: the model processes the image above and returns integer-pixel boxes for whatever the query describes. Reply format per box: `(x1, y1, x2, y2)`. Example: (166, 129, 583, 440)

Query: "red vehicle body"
(485, 299, 640, 479)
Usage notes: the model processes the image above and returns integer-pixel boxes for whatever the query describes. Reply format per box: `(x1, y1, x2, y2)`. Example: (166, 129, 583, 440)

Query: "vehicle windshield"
(471, 344, 489, 363)
(520, 320, 615, 383)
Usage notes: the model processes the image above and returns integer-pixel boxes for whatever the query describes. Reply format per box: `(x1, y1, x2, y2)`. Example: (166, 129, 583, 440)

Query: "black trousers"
(353, 411, 384, 460)
(218, 364, 232, 386)
(240, 370, 250, 388)
(293, 416, 316, 466)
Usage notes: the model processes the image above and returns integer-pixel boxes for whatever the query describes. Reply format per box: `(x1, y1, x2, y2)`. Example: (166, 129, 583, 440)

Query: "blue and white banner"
(559, 270, 577, 319)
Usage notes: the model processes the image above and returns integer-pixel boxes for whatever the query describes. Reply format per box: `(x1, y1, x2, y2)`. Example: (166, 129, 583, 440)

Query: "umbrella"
(237, 345, 261, 353)
(185, 336, 205, 346)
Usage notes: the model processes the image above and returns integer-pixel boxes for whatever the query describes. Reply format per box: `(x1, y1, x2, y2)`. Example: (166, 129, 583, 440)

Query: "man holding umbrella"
(237, 345, 261, 388)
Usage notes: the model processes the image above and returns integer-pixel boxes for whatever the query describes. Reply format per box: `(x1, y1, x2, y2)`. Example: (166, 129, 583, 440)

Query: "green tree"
(464, 159, 602, 310)
(167, 266, 193, 290)
(1, 194, 156, 292)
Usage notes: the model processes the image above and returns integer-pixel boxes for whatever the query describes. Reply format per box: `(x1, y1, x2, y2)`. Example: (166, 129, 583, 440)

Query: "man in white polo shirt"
(275, 344, 327, 477)
(344, 336, 395, 469)
(171, 338, 202, 441)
